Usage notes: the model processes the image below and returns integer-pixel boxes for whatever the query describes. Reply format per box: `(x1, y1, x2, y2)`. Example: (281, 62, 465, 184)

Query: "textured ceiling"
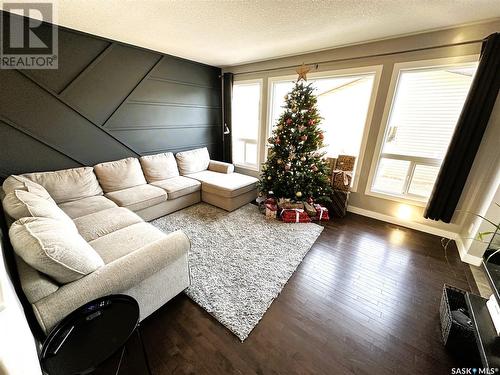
(5, 0, 500, 67)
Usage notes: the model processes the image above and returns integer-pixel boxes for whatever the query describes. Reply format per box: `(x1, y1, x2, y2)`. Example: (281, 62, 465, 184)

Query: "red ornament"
(275, 137, 281, 144)
(286, 118, 293, 125)
(319, 133, 324, 140)
(308, 119, 315, 126)
(300, 135, 308, 142)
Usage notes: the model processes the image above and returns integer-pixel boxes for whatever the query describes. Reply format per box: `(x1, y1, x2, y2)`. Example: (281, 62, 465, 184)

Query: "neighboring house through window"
(368, 57, 478, 204)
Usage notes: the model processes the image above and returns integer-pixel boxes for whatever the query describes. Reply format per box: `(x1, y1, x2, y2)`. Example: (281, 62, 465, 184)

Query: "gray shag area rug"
(151, 203, 323, 341)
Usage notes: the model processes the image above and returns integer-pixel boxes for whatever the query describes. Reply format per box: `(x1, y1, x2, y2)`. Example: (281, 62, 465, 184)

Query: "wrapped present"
(336, 155, 356, 171)
(313, 204, 330, 221)
(304, 201, 317, 217)
(265, 191, 277, 205)
(265, 203, 278, 219)
(328, 190, 349, 218)
(278, 198, 304, 210)
(331, 169, 353, 192)
(265, 197, 277, 206)
(329, 155, 355, 191)
(281, 208, 311, 223)
(325, 157, 337, 177)
(256, 195, 266, 214)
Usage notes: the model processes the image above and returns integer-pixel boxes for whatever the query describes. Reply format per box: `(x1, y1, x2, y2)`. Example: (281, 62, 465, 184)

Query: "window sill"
(365, 189, 428, 207)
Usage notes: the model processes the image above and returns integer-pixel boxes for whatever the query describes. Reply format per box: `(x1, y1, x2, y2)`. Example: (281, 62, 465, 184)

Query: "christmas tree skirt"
(151, 202, 323, 341)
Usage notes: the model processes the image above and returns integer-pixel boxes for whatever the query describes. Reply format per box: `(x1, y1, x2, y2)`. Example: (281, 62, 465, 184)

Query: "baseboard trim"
(454, 236, 483, 266)
(347, 205, 483, 266)
(347, 206, 457, 238)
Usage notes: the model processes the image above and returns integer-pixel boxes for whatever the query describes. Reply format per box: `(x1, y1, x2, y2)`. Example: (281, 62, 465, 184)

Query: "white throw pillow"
(2, 175, 55, 203)
(2, 190, 77, 231)
(9, 217, 104, 284)
(139, 152, 180, 182)
(94, 157, 147, 193)
(175, 147, 210, 175)
(23, 167, 103, 204)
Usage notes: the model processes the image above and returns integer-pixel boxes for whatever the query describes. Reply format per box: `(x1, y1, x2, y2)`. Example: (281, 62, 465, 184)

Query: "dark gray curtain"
(222, 72, 233, 163)
(424, 32, 500, 223)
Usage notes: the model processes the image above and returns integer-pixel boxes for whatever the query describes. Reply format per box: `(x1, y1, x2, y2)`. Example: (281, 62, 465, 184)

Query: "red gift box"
(280, 208, 311, 223)
(313, 204, 329, 221)
(265, 197, 277, 205)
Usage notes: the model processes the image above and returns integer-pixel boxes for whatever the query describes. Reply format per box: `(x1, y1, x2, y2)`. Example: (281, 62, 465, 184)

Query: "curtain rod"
(232, 39, 483, 76)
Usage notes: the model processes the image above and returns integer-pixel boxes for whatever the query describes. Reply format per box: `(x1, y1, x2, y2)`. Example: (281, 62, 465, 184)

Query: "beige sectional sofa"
(1, 147, 258, 334)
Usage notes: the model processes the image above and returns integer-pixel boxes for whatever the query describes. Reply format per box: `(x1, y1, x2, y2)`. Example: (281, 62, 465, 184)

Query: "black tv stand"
(465, 291, 500, 368)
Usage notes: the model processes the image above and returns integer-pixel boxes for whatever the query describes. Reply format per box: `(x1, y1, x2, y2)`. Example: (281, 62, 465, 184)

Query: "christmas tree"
(259, 66, 332, 202)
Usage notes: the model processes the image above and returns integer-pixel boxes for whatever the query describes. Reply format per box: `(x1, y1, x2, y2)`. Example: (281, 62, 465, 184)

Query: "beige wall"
(465, 184, 500, 259)
(457, 95, 500, 260)
(226, 19, 500, 263)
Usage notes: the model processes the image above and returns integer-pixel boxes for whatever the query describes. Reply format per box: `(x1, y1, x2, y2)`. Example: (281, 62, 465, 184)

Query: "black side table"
(40, 294, 151, 375)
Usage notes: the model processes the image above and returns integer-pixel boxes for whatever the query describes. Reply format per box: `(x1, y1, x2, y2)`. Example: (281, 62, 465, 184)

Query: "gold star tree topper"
(296, 63, 311, 81)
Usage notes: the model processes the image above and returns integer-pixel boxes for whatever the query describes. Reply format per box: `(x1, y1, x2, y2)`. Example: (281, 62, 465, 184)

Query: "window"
(268, 67, 380, 189)
(231, 80, 262, 169)
(370, 59, 478, 202)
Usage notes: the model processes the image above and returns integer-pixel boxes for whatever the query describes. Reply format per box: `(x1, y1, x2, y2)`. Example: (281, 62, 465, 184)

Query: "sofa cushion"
(73, 207, 143, 242)
(89, 222, 166, 263)
(2, 190, 77, 231)
(9, 217, 104, 284)
(58, 196, 118, 219)
(139, 152, 179, 182)
(94, 157, 147, 193)
(23, 167, 103, 204)
(208, 160, 234, 174)
(175, 147, 210, 175)
(2, 175, 55, 203)
(151, 176, 201, 200)
(187, 170, 258, 198)
(105, 185, 167, 212)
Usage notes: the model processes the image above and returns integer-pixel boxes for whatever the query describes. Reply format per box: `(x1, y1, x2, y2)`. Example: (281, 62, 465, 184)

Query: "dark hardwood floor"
(107, 213, 479, 375)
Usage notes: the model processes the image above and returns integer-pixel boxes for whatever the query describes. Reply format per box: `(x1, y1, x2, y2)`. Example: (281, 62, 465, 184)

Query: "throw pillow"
(9, 217, 104, 284)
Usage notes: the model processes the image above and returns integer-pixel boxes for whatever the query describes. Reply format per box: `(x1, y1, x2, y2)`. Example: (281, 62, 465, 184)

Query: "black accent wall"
(0, 12, 222, 179)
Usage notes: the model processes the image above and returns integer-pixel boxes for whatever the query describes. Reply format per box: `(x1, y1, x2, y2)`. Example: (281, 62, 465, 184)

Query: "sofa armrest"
(33, 230, 190, 333)
(16, 256, 59, 304)
(208, 160, 234, 174)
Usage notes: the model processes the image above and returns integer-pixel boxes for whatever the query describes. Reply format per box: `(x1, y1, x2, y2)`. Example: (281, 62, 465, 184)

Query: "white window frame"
(266, 65, 383, 192)
(365, 55, 479, 206)
(231, 78, 264, 171)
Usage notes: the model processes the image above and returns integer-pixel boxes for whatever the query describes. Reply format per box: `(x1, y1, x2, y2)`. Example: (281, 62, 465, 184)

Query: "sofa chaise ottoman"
(175, 148, 259, 212)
